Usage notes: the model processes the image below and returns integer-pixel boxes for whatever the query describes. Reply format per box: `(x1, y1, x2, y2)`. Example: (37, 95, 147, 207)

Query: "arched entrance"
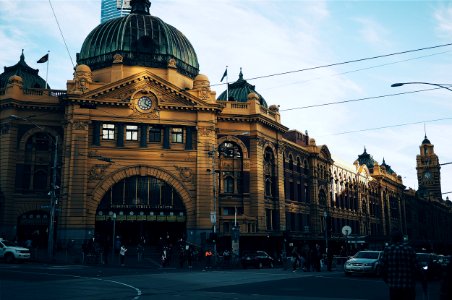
(95, 175, 187, 247)
(17, 210, 51, 248)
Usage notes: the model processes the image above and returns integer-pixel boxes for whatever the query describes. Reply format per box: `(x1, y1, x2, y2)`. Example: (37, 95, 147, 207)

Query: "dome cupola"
(217, 69, 268, 108)
(0, 50, 48, 89)
(77, 0, 199, 78)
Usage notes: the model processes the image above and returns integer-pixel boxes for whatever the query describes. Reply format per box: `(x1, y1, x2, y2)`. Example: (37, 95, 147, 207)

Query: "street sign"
(210, 212, 216, 224)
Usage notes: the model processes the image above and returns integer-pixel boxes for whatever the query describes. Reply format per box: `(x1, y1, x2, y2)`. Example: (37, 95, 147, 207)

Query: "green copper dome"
(357, 147, 376, 170)
(217, 70, 268, 108)
(0, 51, 48, 89)
(77, 0, 199, 78)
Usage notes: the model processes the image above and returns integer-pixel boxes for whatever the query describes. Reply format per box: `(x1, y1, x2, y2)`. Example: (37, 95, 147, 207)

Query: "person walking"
(119, 244, 127, 266)
(380, 230, 417, 300)
(204, 249, 213, 271)
(136, 241, 144, 262)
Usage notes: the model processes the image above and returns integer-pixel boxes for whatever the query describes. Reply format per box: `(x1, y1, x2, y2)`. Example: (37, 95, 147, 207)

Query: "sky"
(1, 0, 452, 198)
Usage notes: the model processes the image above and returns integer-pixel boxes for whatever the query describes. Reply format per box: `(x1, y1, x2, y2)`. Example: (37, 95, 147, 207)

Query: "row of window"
(101, 123, 184, 143)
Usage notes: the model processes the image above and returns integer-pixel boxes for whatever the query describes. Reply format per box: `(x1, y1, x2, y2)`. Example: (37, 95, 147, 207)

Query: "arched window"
(16, 132, 56, 193)
(218, 141, 243, 195)
(264, 148, 276, 198)
(224, 175, 234, 193)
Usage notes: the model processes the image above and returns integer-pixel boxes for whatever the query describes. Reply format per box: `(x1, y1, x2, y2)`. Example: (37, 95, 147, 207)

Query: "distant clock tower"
(416, 135, 442, 200)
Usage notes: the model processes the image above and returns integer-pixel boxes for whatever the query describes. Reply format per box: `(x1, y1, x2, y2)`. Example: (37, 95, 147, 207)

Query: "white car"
(0, 238, 31, 263)
(344, 250, 382, 276)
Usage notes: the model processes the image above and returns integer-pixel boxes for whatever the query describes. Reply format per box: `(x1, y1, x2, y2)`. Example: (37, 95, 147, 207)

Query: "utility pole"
(48, 135, 58, 260)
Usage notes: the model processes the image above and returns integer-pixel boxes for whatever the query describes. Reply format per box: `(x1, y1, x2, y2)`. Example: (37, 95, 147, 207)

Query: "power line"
(48, 0, 75, 69)
(262, 50, 452, 91)
(280, 87, 440, 111)
(322, 117, 452, 136)
(211, 42, 452, 87)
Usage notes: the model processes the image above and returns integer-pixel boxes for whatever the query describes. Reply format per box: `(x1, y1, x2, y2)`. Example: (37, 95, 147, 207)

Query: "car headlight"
(423, 266, 428, 270)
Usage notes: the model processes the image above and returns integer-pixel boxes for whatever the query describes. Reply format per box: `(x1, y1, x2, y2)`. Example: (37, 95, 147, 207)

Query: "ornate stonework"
(174, 165, 193, 182)
(73, 121, 89, 131)
(113, 53, 124, 64)
(199, 126, 215, 137)
(88, 164, 111, 181)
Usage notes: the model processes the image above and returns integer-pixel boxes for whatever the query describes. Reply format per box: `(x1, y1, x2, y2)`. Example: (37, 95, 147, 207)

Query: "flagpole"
(45, 51, 50, 90)
(226, 66, 229, 100)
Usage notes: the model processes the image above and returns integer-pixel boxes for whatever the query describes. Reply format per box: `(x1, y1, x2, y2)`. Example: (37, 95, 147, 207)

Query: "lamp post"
(207, 146, 218, 258)
(10, 115, 59, 260)
(391, 82, 452, 92)
(111, 212, 116, 261)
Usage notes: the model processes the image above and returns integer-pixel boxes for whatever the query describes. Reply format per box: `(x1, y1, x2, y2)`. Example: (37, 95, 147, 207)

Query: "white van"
(0, 238, 31, 263)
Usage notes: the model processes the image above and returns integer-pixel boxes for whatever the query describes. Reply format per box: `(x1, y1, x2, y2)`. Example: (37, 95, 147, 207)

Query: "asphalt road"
(0, 263, 442, 300)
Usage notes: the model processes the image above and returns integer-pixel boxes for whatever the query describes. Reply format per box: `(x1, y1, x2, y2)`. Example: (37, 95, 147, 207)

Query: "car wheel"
(258, 262, 263, 269)
(374, 266, 381, 277)
(269, 262, 274, 268)
(5, 253, 14, 263)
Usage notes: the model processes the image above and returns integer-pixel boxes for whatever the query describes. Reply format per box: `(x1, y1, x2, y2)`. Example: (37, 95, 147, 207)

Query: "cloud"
(434, 5, 452, 38)
(354, 17, 391, 49)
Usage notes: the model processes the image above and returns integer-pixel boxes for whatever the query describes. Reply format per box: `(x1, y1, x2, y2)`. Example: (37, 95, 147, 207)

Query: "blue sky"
(1, 0, 452, 198)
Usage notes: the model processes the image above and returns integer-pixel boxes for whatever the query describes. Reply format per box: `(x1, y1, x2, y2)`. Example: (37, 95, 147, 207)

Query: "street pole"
(211, 146, 217, 261)
(112, 213, 116, 261)
(47, 135, 58, 260)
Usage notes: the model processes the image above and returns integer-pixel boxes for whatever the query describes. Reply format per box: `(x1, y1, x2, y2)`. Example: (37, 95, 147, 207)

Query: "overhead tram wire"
(48, 0, 75, 68)
(280, 87, 441, 111)
(261, 50, 452, 92)
(320, 117, 452, 137)
(211, 42, 452, 87)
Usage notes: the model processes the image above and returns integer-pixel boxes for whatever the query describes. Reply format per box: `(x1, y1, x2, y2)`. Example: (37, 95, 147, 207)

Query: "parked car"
(0, 238, 31, 263)
(344, 250, 382, 276)
(241, 251, 274, 269)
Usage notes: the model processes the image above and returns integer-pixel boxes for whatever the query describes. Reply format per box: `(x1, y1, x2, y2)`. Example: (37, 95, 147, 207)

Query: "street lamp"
(111, 212, 116, 260)
(10, 115, 59, 260)
(391, 82, 452, 92)
(207, 146, 218, 258)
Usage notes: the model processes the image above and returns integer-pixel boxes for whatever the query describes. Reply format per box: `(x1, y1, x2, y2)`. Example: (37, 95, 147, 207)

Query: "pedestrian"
(440, 259, 452, 300)
(119, 244, 127, 266)
(204, 249, 213, 270)
(292, 245, 300, 271)
(186, 246, 193, 270)
(380, 230, 417, 300)
(137, 241, 144, 262)
(312, 244, 322, 272)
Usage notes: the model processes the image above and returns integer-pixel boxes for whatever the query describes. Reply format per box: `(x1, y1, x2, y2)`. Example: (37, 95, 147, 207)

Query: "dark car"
(241, 251, 274, 269)
(416, 253, 443, 280)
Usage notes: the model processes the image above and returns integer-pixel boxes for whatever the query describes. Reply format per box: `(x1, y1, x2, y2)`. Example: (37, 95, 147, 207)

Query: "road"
(0, 263, 442, 299)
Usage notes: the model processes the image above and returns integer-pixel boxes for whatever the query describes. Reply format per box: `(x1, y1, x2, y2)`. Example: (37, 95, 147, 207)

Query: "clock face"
(423, 171, 432, 180)
(137, 96, 152, 110)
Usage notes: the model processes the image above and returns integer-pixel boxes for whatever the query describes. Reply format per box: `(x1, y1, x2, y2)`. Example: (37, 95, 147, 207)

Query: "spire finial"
(20, 49, 25, 62)
(239, 67, 243, 80)
(131, 0, 151, 15)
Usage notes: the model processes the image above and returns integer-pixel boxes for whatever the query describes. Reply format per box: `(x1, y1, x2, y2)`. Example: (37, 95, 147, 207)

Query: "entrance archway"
(95, 175, 187, 247)
(17, 210, 50, 248)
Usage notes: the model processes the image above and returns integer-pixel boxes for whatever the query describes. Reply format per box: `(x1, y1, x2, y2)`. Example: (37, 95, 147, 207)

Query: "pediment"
(68, 71, 215, 110)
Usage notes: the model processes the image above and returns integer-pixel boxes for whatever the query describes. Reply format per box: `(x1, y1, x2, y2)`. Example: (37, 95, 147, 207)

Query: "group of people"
(291, 243, 324, 272)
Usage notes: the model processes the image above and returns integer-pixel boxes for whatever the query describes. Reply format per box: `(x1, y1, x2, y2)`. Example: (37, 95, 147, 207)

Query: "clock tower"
(416, 135, 442, 200)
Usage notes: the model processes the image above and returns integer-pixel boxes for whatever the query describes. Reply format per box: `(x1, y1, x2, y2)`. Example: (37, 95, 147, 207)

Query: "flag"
(37, 54, 49, 64)
(220, 68, 228, 82)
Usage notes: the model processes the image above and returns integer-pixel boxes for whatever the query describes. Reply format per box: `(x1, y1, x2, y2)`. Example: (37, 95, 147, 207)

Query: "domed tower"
(217, 69, 268, 108)
(77, 0, 199, 79)
(416, 135, 442, 200)
(0, 50, 48, 89)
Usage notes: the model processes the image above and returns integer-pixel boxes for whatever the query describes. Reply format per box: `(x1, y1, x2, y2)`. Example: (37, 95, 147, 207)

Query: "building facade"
(1, 0, 451, 256)
(101, 0, 131, 23)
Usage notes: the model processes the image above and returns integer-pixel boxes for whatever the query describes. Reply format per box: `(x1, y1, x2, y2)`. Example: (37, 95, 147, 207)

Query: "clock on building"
(137, 96, 153, 111)
(423, 171, 432, 182)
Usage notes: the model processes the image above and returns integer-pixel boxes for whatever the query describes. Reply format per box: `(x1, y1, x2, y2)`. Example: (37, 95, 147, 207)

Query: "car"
(344, 250, 382, 276)
(241, 250, 274, 269)
(416, 253, 443, 280)
(0, 238, 31, 263)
